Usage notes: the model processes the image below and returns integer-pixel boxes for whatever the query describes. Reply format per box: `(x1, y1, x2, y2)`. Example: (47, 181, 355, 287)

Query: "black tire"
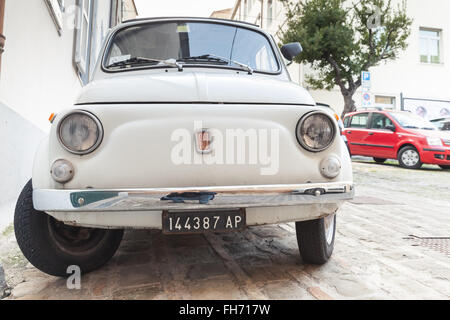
(398, 146, 423, 169)
(14, 180, 124, 277)
(296, 215, 336, 265)
(373, 158, 387, 164)
(439, 165, 450, 170)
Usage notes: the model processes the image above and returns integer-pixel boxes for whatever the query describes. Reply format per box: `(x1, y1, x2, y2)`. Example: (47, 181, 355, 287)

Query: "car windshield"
(389, 112, 437, 130)
(104, 22, 279, 73)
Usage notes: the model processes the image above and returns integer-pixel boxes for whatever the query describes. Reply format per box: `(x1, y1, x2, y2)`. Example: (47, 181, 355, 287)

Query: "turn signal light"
(49, 113, 57, 123)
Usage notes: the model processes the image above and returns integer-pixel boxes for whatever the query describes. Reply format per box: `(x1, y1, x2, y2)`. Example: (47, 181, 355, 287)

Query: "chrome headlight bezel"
(57, 110, 104, 155)
(296, 111, 337, 152)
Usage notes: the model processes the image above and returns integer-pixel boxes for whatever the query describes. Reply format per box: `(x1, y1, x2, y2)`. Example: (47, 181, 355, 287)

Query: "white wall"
(0, 0, 82, 132)
(0, 102, 45, 230)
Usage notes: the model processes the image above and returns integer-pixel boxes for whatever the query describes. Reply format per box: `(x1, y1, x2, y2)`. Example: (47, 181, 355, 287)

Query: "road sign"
(362, 71, 371, 89)
(362, 88, 372, 108)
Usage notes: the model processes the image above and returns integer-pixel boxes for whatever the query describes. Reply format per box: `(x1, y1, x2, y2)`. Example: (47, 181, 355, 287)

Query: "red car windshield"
(389, 112, 436, 130)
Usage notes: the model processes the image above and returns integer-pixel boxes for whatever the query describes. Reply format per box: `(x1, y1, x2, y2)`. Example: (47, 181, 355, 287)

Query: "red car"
(343, 110, 450, 170)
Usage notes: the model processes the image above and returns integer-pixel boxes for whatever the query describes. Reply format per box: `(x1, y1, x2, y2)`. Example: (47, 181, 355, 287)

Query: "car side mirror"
(386, 125, 396, 132)
(281, 42, 303, 61)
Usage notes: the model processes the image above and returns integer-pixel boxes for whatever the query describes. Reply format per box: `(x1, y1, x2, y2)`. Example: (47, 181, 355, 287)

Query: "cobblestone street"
(1, 159, 449, 300)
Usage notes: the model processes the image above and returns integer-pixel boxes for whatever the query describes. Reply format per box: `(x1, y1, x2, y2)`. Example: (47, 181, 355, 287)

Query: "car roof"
(344, 109, 391, 117)
(121, 17, 259, 29)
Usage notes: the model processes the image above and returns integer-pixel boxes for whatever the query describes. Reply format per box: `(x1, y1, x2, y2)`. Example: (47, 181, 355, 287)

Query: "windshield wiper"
(181, 54, 254, 74)
(180, 55, 228, 64)
(108, 57, 183, 71)
(403, 125, 419, 129)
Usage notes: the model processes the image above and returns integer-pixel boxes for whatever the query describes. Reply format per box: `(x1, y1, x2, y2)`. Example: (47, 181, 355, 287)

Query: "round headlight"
(57, 111, 103, 154)
(296, 112, 336, 152)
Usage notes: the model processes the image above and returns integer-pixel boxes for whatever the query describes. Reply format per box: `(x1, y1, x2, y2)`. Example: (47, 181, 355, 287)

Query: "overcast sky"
(134, 0, 237, 18)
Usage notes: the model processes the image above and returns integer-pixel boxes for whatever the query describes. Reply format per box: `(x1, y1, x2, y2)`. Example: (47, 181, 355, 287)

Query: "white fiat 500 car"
(15, 18, 353, 277)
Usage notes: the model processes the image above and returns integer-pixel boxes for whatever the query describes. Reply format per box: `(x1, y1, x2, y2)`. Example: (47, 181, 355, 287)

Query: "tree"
(279, 0, 412, 117)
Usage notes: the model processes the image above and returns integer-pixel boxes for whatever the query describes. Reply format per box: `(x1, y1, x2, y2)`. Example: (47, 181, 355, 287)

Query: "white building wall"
(0, 0, 82, 132)
(0, 102, 45, 230)
(233, 0, 450, 115)
(0, 0, 137, 230)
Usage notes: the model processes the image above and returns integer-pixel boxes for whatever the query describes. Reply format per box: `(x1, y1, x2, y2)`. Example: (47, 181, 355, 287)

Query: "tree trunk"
(341, 92, 357, 119)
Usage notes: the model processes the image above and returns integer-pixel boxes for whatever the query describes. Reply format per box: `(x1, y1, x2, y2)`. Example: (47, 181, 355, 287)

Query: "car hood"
(76, 72, 316, 105)
(409, 129, 450, 140)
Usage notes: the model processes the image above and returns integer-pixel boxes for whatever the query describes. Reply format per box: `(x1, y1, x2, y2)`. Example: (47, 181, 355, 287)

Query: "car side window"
(370, 113, 394, 130)
(349, 113, 369, 128)
(343, 116, 351, 128)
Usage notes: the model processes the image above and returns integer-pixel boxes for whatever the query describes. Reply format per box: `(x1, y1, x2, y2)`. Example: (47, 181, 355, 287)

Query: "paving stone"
(118, 265, 160, 288)
(307, 287, 334, 300)
(164, 234, 209, 248)
(186, 262, 230, 281)
(2, 161, 450, 300)
(242, 265, 291, 283)
(250, 226, 286, 239)
(262, 280, 310, 300)
(113, 284, 165, 300)
(118, 240, 153, 253)
(188, 277, 245, 300)
(90, 277, 109, 297)
(172, 246, 221, 265)
(116, 252, 153, 267)
(11, 280, 50, 299)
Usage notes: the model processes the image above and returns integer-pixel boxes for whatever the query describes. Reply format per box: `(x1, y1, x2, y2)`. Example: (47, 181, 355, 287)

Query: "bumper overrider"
(33, 182, 354, 212)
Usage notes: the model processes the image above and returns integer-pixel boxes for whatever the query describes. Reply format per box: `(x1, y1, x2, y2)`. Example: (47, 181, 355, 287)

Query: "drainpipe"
(231, 0, 241, 20)
(260, 0, 264, 29)
(0, 0, 5, 75)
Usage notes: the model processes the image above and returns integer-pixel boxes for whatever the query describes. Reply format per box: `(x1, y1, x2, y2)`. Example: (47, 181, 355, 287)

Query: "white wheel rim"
(324, 214, 335, 245)
(402, 150, 419, 167)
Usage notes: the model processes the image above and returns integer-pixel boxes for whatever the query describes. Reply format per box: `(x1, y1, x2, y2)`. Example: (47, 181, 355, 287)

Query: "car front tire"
(398, 146, 423, 169)
(296, 214, 336, 265)
(14, 180, 124, 277)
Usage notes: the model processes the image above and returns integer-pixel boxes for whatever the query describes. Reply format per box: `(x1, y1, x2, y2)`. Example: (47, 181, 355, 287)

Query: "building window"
(45, 0, 65, 34)
(267, 0, 273, 26)
(75, 0, 93, 84)
(375, 95, 396, 109)
(420, 28, 441, 64)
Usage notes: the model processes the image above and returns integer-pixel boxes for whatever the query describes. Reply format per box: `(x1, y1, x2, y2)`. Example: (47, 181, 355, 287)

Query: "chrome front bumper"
(33, 182, 354, 212)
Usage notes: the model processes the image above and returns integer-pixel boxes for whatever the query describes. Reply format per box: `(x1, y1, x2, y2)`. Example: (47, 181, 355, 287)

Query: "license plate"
(162, 209, 246, 234)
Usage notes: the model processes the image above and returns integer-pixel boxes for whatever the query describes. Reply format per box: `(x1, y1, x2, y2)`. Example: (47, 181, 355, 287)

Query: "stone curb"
(0, 263, 11, 299)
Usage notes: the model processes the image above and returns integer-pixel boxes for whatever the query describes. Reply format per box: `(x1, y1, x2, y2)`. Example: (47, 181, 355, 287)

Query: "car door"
(364, 112, 399, 159)
(344, 112, 371, 156)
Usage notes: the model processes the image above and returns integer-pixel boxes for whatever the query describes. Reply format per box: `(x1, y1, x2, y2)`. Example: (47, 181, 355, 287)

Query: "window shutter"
(45, 0, 64, 34)
(74, 0, 92, 75)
